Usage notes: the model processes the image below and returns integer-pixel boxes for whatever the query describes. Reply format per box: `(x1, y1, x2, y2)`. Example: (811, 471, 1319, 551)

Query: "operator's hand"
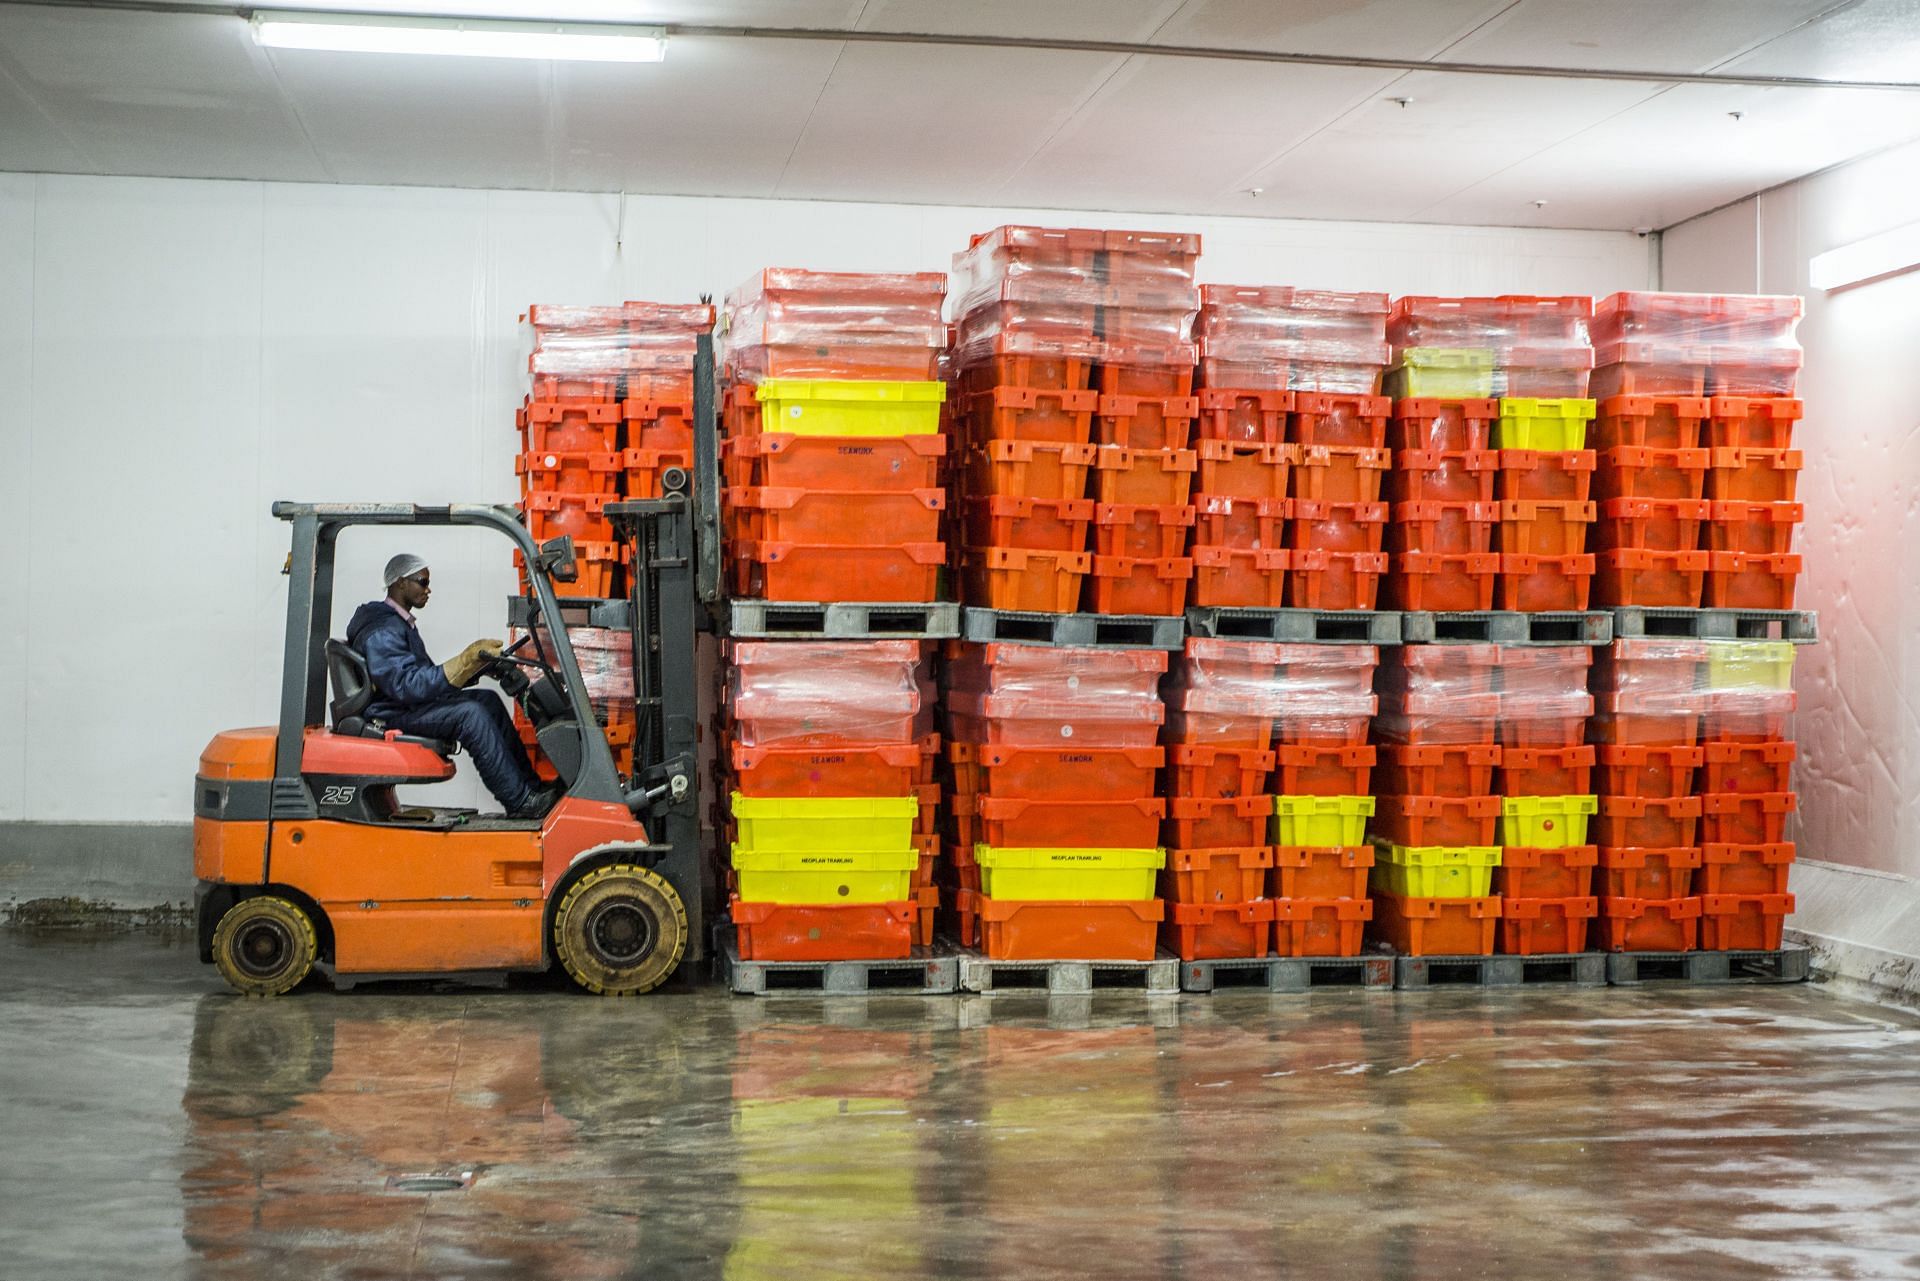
(444, 638, 505, 689)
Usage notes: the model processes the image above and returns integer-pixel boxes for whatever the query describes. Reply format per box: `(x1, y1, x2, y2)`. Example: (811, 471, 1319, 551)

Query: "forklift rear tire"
(552, 864, 687, 996)
(212, 896, 319, 997)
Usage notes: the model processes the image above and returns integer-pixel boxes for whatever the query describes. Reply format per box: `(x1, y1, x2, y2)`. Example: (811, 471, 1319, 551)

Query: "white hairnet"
(383, 553, 429, 587)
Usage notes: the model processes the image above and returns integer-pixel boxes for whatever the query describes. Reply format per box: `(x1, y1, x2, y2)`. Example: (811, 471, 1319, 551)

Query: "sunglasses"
(407, 574, 431, 588)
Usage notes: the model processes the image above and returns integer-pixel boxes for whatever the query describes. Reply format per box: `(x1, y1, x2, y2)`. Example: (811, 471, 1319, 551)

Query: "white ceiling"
(2, 0, 1919, 230)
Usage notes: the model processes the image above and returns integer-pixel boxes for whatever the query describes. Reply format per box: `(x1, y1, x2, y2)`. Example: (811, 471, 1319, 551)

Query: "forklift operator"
(344, 554, 561, 819)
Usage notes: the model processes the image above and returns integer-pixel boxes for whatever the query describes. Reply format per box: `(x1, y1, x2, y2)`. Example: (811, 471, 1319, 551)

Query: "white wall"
(0, 171, 1652, 822)
(1664, 137, 1920, 997)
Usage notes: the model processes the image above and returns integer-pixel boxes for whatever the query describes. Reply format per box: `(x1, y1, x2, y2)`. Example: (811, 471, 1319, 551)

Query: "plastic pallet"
(506, 595, 633, 630)
(719, 936, 959, 994)
(1184, 606, 1402, 645)
(1180, 954, 1394, 993)
(1605, 945, 1811, 985)
(1609, 607, 1818, 643)
(960, 608, 1185, 650)
(1400, 611, 1612, 646)
(727, 599, 961, 639)
(956, 953, 1181, 994)
(1392, 952, 1608, 988)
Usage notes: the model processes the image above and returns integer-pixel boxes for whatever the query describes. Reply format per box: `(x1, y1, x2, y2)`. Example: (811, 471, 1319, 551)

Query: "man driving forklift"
(344, 553, 561, 819)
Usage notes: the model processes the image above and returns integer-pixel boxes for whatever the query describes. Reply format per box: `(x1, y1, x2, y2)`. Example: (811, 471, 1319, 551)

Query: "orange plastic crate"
(1698, 893, 1794, 950)
(1705, 502, 1801, 555)
(956, 350, 1092, 394)
(731, 486, 944, 545)
(726, 433, 946, 490)
(1499, 745, 1596, 795)
(912, 884, 939, 944)
(1388, 450, 1499, 503)
(1589, 352, 1707, 401)
(1597, 744, 1702, 799)
(529, 372, 621, 402)
(1704, 552, 1800, 609)
(1087, 554, 1193, 615)
(626, 447, 695, 499)
(520, 542, 622, 598)
(1591, 693, 1703, 748)
(1597, 847, 1701, 899)
(1373, 793, 1501, 846)
(1600, 896, 1701, 952)
(1699, 791, 1796, 845)
(959, 385, 1098, 444)
(1271, 844, 1374, 899)
(730, 742, 921, 797)
(963, 546, 1089, 612)
(1370, 894, 1500, 957)
(744, 540, 944, 603)
(1378, 744, 1499, 797)
(523, 490, 615, 544)
(1198, 355, 1287, 392)
(1500, 896, 1599, 956)
(1292, 445, 1391, 503)
(732, 897, 914, 961)
(1390, 399, 1498, 452)
(1168, 744, 1277, 799)
(1596, 795, 1703, 848)
(1701, 689, 1796, 744)
(969, 794, 1165, 847)
(973, 744, 1163, 801)
(623, 399, 695, 452)
(1195, 440, 1294, 500)
(1272, 897, 1373, 957)
(979, 897, 1163, 961)
(1274, 743, 1376, 797)
(967, 440, 1097, 501)
(963, 496, 1094, 553)
(1500, 499, 1595, 556)
(1496, 845, 1598, 898)
(1595, 497, 1711, 552)
(1289, 500, 1388, 553)
(913, 784, 942, 838)
(1595, 447, 1709, 501)
(1374, 692, 1499, 746)
(517, 449, 623, 496)
(1391, 501, 1499, 554)
(1164, 846, 1274, 903)
(1189, 546, 1288, 607)
(1702, 740, 1796, 794)
(1293, 392, 1390, 448)
(1595, 548, 1708, 608)
(1167, 900, 1273, 960)
(917, 732, 941, 785)
(1167, 794, 1273, 848)
(1197, 387, 1290, 445)
(519, 399, 621, 453)
(1192, 496, 1288, 550)
(1277, 714, 1373, 749)
(1698, 844, 1794, 896)
(1096, 393, 1199, 449)
(1497, 553, 1593, 611)
(1590, 395, 1707, 450)
(1289, 549, 1386, 610)
(1706, 448, 1803, 502)
(1498, 450, 1596, 502)
(1092, 446, 1197, 506)
(1706, 397, 1803, 450)
(1097, 361, 1195, 399)
(1388, 552, 1500, 611)
(1092, 503, 1194, 558)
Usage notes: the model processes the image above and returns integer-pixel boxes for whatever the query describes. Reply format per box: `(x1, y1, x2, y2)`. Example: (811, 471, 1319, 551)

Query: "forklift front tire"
(212, 896, 319, 997)
(552, 864, 687, 996)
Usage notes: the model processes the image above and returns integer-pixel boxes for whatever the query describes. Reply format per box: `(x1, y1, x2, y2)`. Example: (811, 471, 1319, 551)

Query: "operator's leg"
(389, 692, 541, 812)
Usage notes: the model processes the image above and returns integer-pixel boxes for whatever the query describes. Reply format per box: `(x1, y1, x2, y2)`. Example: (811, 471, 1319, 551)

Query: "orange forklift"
(194, 347, 721, 997)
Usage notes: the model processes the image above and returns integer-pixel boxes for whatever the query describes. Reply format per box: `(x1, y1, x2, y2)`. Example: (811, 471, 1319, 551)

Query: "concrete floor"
(2, 933, 1918, 1281)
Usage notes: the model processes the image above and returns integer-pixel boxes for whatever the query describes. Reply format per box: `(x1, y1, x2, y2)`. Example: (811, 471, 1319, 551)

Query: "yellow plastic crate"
(1384, 348, 1496, 399)
(1272, 795, 1375, 847)
(1495, 397, 1597, 449)
(1371, 843, 1501, 898)
(728, 846, 919, 903)
(973, 845, 1164, 901)
(1498, 795, 1597, 848)
(730, 794, 918, 855)
(1706, 641, 1796, 692)
(755, 379, 946, 437)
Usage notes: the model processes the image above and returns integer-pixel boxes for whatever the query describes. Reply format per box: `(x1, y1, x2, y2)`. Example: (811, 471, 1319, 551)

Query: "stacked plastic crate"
(1697, 642, 1799, 950)
(1188, 288, 1393, 609)
(510, 627, 637, 783)
(943, 643, 1168, 960)
(724, 641, 939, 961)
(1493, 648, 1600, 955)
(1589, 292, 1805, 610)
(1161, 639, 1380, 960)
(717, 269, 950, 604)
(518, 302, 714, 598)
(1385, 297, 1597, 612)
(947, 226, 1201, 615)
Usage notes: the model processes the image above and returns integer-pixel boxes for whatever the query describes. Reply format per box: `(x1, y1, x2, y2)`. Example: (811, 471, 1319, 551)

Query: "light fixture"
(1808, 218, 1920, 291)
(250, 11, 667, 63)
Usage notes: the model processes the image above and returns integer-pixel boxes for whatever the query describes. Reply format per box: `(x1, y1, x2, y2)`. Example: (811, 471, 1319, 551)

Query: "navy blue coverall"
(345, 600, 540, 812)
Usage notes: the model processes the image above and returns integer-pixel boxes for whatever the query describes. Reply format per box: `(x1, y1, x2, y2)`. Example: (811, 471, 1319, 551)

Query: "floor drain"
(385, 1171, 474, 1193)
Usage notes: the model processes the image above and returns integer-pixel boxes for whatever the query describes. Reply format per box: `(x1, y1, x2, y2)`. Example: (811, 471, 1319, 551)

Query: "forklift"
(193, 343, 724, 997)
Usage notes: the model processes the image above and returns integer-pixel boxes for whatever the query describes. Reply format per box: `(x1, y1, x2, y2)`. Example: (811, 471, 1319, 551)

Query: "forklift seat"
(324, 639, 456, 757)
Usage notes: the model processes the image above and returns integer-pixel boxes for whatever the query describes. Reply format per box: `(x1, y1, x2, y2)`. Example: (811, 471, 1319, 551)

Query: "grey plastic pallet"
(1400, 611, 1612, 646)
(960, 608, 1184, 650)
(727, 599, 961, 640)
(1184, 607, 1400, 645)
(1609, 607, 1818, 643)
(1606, 945, 1811, 985)
(720, 938, 960, 995)
(1393, 952, 1608, 989)
(1180, 953, 1394, 993)
(957, 954, 1181, 994)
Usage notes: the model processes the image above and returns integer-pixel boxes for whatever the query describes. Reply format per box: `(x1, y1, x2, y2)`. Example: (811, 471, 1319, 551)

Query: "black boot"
(508, 782, 563, 819)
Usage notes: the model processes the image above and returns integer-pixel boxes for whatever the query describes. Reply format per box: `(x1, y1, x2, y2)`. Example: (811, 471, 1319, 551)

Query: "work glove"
(444, 638, 504, 689)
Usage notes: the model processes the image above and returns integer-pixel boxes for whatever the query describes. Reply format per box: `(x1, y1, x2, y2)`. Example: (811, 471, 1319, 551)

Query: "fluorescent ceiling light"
(250, 11, 666, 62)
(1808, 219, 1920, 291)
